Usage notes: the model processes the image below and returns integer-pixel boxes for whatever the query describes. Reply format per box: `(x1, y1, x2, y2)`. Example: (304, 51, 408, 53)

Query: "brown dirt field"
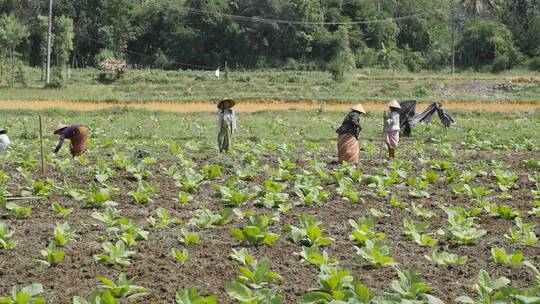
(1, 146, 539, 303)
(0, 100, 539, 112)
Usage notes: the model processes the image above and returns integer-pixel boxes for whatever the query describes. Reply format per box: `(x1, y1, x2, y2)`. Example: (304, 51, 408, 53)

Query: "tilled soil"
(0, 145, 539, 303)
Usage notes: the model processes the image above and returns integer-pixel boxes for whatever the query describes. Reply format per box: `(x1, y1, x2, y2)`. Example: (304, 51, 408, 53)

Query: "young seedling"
(175, 288, 216, 304)
(285, 214, 334, 247)
(225, 282, 283, 304)
(0, 283, 46, 303)
(98, 272, 147, 299)
(92, 207, 123, 227)
(438, 207, 486, 245)
(355, 239, 396, 267)
(235, 257, 283, 289)
(189, 207, 232, 228)
(54, 222, 77, 247)
(202, 164, 223, 180)
(424, 250, 468, 267)
(94, 240, 135, 267)
(504, 217, 538, 246)
(33, 241, 65, 267)
(179, 228, 200, 246)
(147, 207, 180, 228)
(171, 248, 189, 264)
(348, 218, 385, 245)
(296, 246, 338, 266)
(6, 202, 32, 219)
(298, 265, 372, 303)
(455, 270, 511, 304)
(491, 246, 525, 266)
(386, 269, 444, 303)
(230, 214, 279, 246)
(51, 202, 73, 217)
(0, 223, 16, 250)
(403, 217, 438, 247)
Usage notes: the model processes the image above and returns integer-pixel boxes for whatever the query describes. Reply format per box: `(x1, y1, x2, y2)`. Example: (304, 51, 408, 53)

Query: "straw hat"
(388, 99, 401, 109)
(217, 98, 236, 109)
(53, 123, 68, 134)
(350, 104, 366, 114)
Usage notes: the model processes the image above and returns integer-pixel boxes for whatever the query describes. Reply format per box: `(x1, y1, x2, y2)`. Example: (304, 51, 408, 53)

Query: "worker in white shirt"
(0, 129, 10, 150)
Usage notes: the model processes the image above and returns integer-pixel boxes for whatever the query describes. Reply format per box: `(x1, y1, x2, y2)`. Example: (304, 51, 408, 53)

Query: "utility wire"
(180, 7, 451, 26)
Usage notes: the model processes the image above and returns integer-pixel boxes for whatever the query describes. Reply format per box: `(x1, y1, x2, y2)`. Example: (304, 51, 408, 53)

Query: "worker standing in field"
(383, 100, 401, 158)
(53, 123, 88, 157)
(336, 104, 366, 163)
(217, 98, 237, 152)
(0, 129, 10, 150)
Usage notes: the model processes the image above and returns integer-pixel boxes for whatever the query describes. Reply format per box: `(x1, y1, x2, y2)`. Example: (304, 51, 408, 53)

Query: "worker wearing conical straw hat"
(53, 123, 88, 157)
(217, 98, 237, 152)
(383, 99, 401, 158)
(0, 128, 10, 150)
(336, 104, 367, 163)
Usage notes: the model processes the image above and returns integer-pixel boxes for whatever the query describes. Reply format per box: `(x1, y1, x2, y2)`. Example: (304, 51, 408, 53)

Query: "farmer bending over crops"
(53, 123, 88, 157)
(217, 98, 237, 152)
(383, 100, 401, 158)
(0, 129, 10, 150)
(336, 104, 366, 163)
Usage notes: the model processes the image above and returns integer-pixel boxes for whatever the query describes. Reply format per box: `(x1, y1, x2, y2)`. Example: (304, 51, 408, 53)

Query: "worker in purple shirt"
(53, 123, 88, 157)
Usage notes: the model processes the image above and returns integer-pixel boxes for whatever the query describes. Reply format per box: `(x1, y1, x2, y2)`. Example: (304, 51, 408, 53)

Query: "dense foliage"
(0, 0, 540, 72)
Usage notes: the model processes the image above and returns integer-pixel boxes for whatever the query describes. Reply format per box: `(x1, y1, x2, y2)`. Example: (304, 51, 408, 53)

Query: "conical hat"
(388, 99, 401, 109)
(217, 98, 236, 109)
(350, 104, 366, 114)
(53, 123, 68, 134)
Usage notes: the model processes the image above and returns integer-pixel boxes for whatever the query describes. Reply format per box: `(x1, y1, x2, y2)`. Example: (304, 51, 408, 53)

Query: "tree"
(327, 26, 355, 81)
(98, 0, 135, 59)
(51, 15, 74, 86)
(458, 20, 522, 71)
(0, 13, 29, 86)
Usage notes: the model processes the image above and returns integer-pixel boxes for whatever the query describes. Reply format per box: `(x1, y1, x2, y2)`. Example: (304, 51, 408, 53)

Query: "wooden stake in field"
(39, 115, 45, 174)
(378, 111, 386, 159)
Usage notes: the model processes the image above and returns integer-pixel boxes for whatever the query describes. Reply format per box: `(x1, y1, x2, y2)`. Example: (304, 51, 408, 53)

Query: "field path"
(0, 100, 539, 112)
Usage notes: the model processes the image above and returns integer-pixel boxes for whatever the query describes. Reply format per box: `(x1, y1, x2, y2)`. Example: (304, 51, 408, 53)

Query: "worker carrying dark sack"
(217, 98, 237, 153)
(53, 123, 88, 157)
(383, 100, 401, 158)
(336, 104, 367, 163)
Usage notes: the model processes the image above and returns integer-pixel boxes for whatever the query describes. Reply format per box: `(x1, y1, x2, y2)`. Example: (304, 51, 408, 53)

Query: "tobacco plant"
(348, 218, 385, 245)
(51, 203, 73, 217)
(94, 240, 135, 267)
(33, 241, 65, 267)
(491, 247, 525, 266)
(175, 288, 216, 304)
(54, 222, 77, 246)
(147, 207, 180, 228)
(171, 248, 189, 264)
(179, 228, 200, 246)
(424, 250, 468, 267)
(189, 207, 232, 228)
(5, 202, 31, 219)
(0, 223, 16, 250)
(455, 270, 511, 304)
(355, 239, 396, 267)
(296, 246, 338, 266)
(298, 265, 373, 303)
(0, 283, 45, 304)
(286, 214, 334, 247)
(230, 214, 279, 246)
(504, 217, 538, 246)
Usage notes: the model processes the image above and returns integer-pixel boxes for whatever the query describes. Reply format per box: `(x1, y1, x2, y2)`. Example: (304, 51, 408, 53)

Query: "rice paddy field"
(0, 107, 539, 303)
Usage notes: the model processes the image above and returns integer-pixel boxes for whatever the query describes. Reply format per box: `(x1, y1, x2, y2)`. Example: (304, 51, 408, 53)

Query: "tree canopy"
(1, 0, 540, 72)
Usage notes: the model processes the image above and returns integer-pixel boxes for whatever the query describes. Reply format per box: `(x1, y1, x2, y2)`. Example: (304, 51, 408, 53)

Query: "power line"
(180, 7, 451, 26)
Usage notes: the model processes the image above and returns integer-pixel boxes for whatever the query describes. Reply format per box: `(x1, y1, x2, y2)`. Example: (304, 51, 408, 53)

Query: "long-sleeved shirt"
(0, 134, 10, 150)
(217, 109, 237, 134)
(54, 125, 82, 153)
(384, 110, 400, 132)
(336, 111, 362, 139)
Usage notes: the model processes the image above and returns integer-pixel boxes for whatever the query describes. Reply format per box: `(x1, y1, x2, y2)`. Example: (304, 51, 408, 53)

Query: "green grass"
(0, 67, 539, 103)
